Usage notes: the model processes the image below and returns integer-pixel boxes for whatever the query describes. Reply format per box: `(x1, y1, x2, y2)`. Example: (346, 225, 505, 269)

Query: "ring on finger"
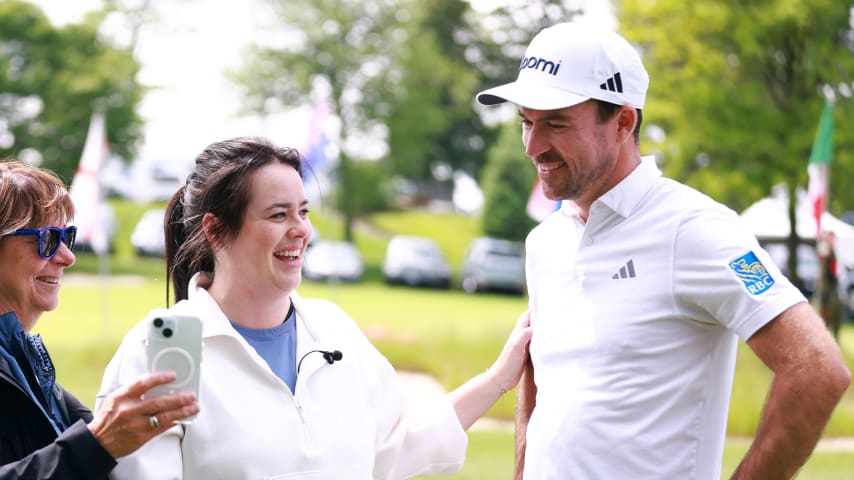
(149, 415, 160, 429)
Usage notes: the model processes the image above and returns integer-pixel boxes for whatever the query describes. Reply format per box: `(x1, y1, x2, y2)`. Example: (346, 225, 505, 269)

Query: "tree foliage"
(384, 0, 587, 189)
(234, 0, 591, 240)
(234, 0, 406, 241)
(480, 121, 537, 241)
(331, 160, 390, 217)
(0, 1, 144, 182)
(619, 0, 854, 216)
(383, 0, 490, 182)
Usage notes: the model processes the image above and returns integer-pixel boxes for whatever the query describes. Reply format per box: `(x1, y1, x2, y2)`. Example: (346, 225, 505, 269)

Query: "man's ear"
(615, 106, 637, 145)
(202, 212, 220, 250)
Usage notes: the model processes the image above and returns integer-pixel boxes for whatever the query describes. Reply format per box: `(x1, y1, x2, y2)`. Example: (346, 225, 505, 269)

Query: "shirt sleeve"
(673, 205, 807, 341)
(369, 352, 468, 480)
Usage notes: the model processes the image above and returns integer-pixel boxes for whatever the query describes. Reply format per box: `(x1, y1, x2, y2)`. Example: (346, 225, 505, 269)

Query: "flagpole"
(98, 249, 111, 341)
(69, 108, 112, 340)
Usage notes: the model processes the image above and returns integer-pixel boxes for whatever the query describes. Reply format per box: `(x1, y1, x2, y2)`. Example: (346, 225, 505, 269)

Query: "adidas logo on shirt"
(611, 259, 636, 279)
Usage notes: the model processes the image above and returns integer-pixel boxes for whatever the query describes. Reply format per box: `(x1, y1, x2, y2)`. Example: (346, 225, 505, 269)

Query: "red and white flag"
(69, 111, 109, 255)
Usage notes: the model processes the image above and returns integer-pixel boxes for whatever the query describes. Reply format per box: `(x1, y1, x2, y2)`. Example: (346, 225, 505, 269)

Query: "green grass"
(416, 430, 854, 480)
(722, 439, 854, 479)
(36, 275, 528, 420)
(37, 273, 854, 430)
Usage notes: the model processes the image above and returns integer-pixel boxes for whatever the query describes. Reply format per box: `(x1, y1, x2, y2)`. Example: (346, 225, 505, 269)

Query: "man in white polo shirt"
(476, 22, 850, 479)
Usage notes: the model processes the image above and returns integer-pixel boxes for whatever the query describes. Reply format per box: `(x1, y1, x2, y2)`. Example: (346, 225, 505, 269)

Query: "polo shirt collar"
(597, 155, 660, 218)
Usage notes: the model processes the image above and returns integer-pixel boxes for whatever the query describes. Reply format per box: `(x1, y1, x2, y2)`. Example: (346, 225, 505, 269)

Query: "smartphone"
(145, 311, 202, 422)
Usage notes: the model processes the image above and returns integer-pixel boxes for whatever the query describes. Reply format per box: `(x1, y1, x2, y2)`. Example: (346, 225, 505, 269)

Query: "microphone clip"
(297, 349, 343, 372)
(322, 350, 343, 364)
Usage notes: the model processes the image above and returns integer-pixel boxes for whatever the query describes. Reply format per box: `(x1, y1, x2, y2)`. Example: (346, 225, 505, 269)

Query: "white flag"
(69, 111, 109, 255)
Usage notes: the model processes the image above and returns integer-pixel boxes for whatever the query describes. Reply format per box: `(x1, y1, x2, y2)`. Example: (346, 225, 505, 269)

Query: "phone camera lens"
(153, 317, 164, 328)
(163, 328, 173, 338)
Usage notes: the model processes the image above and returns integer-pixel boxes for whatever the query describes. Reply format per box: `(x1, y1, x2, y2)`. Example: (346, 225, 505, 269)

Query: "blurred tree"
(480, 121, 536, 241)
(233, 0, 405, 242)
(386, 0, 589, 189)
(332, 160, 391, 217)
(471, 0, 586, 87)
(0, 1, 144, 182)
(383, 0, 488, 185)
(619, 0, 854, 287)
(234, 0, 589, 240)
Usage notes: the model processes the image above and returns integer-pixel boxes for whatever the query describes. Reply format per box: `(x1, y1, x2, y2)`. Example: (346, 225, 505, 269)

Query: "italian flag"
(807, 99, 834, 238)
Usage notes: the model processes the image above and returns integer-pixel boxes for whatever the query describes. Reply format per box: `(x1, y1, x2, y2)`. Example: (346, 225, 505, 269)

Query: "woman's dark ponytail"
(165, 185, 189, 304)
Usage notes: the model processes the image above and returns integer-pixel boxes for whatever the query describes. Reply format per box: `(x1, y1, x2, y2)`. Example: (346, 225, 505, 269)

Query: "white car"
(302, 241, 364, 283)
(131, 209, 166, 257)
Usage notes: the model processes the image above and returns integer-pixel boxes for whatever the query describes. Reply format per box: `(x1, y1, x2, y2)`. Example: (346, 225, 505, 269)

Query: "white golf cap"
(476, 22, 649, 110)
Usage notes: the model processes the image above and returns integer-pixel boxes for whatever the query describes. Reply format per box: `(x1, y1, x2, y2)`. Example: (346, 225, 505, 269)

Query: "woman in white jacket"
(97, 136, 532, 480)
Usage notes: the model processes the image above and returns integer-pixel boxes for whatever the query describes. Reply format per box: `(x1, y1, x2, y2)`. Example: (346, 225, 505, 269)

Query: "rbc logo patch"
(729, 251, 775, 295)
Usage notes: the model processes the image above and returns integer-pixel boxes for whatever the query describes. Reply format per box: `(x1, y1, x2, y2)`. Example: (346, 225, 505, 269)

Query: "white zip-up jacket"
(96, 274, 467, 479)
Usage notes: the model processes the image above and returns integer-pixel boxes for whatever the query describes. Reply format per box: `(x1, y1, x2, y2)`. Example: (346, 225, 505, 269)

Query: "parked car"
(460, 237, 526, 295)
(382, 235, 451, 288)
(302, 240, 364, 283)
(131, 209, 166, 257)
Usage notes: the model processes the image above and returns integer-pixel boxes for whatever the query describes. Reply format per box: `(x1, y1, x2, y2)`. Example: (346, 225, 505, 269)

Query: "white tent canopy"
(740, 185, 854, 269)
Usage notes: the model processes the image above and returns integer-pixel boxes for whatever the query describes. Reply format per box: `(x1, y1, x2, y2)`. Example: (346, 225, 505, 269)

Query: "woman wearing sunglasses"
(0, 160, 200, 479)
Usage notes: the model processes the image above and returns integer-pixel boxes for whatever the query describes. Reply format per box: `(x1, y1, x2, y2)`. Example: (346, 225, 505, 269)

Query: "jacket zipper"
(290, 391, 313, 450)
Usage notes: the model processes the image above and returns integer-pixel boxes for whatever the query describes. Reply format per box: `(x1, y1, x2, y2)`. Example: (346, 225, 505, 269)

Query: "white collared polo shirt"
(523, 157, 806, 479)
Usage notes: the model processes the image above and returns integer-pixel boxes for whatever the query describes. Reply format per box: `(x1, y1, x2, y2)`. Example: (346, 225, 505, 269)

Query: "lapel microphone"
(297, 349, 343, 373)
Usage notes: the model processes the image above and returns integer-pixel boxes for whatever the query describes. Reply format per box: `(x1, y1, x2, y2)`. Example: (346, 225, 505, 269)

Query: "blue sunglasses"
(8, 226, 77, 259)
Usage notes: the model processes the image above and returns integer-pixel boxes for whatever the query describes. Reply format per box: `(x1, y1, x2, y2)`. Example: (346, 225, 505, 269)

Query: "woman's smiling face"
(212, 162, 312, 299)
(0, 222, 76, 331)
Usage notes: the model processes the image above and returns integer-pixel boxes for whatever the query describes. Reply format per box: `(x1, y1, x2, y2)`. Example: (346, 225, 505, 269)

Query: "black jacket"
(0, 354, 116, 479)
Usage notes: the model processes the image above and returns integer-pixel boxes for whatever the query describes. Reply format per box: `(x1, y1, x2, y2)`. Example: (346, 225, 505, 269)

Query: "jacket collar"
(180, 273, 339, 369)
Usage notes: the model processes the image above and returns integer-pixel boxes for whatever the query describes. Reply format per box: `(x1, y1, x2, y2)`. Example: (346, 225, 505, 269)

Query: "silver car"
(460, 237, 526, 295)
(382, 236, 451, 288)
(302, 241, 364, 283)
